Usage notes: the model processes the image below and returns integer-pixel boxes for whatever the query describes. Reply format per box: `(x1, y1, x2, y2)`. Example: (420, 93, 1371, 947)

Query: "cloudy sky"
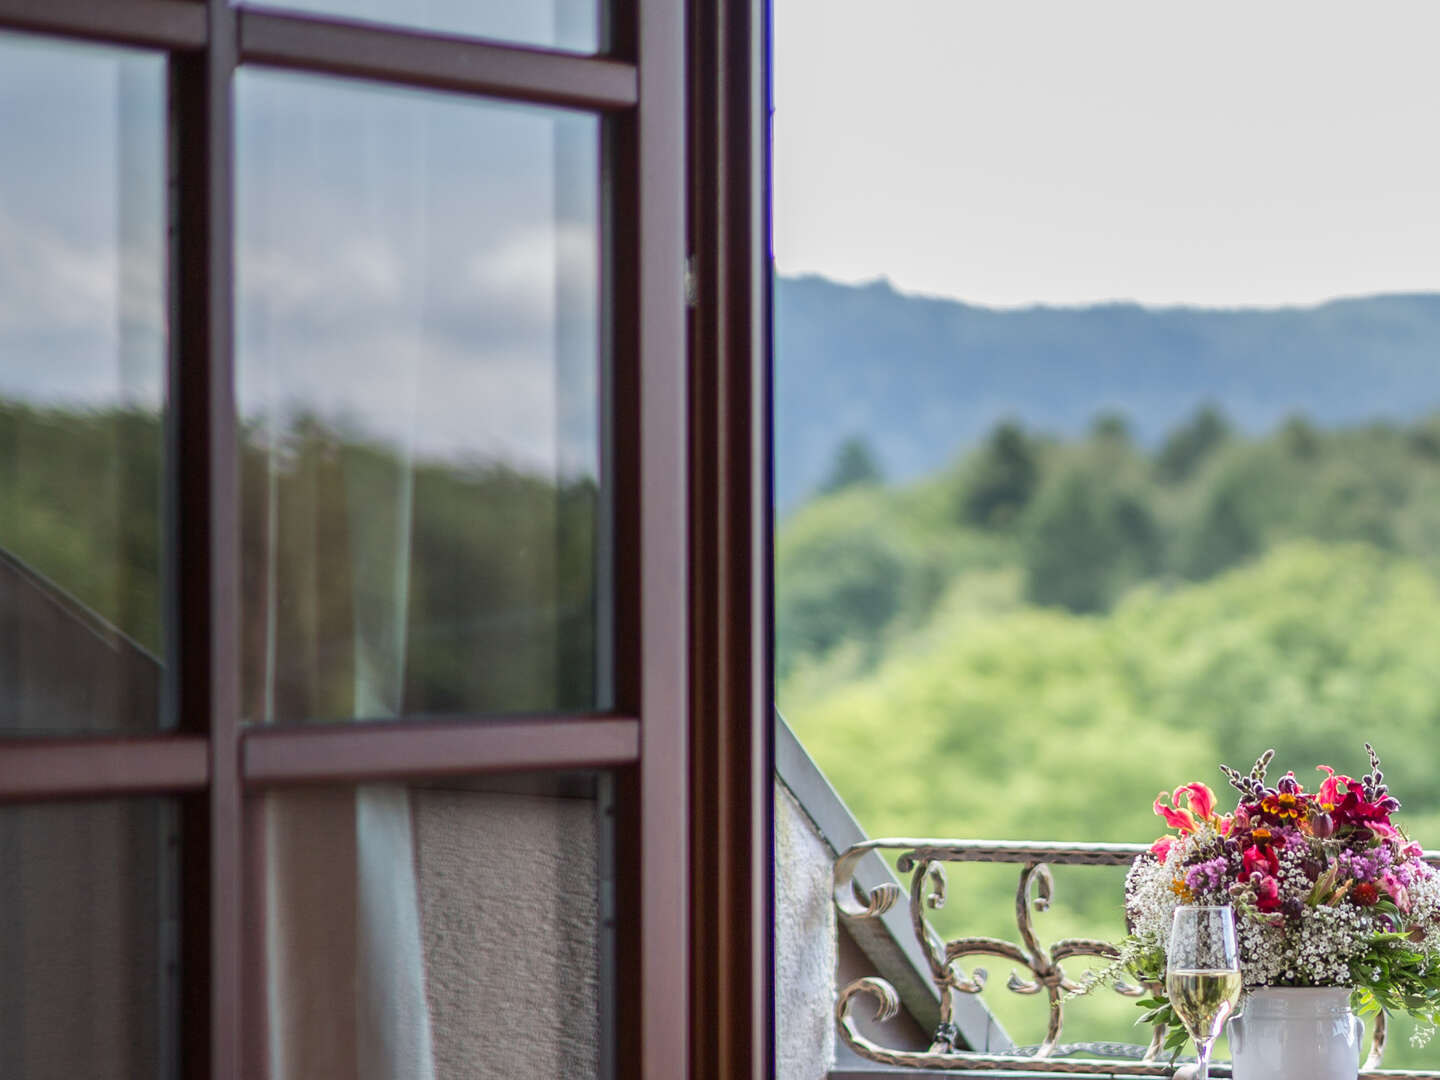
(0, 35, 600, 475)
(773, 0, 1440, 308)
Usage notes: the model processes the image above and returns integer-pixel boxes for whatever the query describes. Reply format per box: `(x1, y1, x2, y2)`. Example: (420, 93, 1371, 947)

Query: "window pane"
(0, 35, 168, 735)
(239, 0, 602, 54)
(256, 773, 610, 1079)
(0, 798, 180, 1079)
(236, 71, 605, 725)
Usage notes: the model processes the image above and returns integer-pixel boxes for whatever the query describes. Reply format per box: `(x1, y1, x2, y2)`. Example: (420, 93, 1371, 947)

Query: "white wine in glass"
(1166, 905, 1241, 1080)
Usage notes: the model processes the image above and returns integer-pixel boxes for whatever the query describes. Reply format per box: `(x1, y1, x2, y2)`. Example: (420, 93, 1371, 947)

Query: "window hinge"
(684, 254, 698, 309)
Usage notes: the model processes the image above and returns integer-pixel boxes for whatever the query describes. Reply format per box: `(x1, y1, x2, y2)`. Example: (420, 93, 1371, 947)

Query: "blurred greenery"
(818, 434, 886, 495)
(10, 394, 1440, 1063)
(780, 406, 1440, 1067)
(0, 401, 597, 725)
(0, 400, 164, 653)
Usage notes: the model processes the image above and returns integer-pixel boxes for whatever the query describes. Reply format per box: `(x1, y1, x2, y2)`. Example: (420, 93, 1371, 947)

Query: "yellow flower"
(1260, 792, 1303, 820)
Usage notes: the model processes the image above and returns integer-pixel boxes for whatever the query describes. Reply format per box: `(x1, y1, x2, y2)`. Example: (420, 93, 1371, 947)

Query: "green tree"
(1155, 403, 1231, 484)
(959, 421, 1040, 528)
(1020, 465, 1159, 613)
(818, 434, 885, 495)
(1407, 417, 1440, 461)
(1090, 410, 1132, 445)
(1280, 414, 1320, 459)
(1177, 480, 1261, 581)
(775, 523, 905, 675)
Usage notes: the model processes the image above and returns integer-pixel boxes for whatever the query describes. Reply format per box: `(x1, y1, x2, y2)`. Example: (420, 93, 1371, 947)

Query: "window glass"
(0, 798, 180, 1079)
(256, 773, 611, 1078)
(0, 35, 168, 735)
(236, 71, 605, 725)
(239, 0, 602, 54)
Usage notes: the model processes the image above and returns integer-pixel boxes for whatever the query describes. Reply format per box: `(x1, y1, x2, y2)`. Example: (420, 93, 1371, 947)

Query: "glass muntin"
(238, 0, 604, 55)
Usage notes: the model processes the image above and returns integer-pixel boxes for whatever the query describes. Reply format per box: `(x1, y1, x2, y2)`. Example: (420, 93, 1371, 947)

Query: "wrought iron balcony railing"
(833, 838, 1440, 1079)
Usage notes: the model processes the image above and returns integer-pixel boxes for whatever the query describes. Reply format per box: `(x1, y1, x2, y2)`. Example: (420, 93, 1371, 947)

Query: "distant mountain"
(774, 274, 1440, 509)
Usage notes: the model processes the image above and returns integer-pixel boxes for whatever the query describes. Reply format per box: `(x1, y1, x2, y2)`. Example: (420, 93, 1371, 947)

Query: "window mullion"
(242, 717, 641, 787)
(630, 0, 691, 1076)
(0, 736, 208, 801)
(172, 0, 242, 1073)
(0, 0, 206, 50)
(237, 9, 638, 109)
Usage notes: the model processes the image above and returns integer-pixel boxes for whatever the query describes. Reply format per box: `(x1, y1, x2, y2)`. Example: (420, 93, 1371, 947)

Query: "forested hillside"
(775, 275, 1440, 507)
(778, 409, 1440, 1064)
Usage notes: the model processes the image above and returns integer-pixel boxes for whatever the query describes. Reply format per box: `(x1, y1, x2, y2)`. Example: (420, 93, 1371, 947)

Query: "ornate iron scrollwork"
(832, 838, 1411, 1076)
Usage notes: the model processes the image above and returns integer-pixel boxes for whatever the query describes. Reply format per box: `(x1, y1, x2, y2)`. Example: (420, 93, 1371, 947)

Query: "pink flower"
(1154, 791, 1198, 833)
(1175, 782, 1218, 821)
(1154, 783, 1222, 833)
(1150, 835, 1174, 860)
(1382, 870, 1412, 913)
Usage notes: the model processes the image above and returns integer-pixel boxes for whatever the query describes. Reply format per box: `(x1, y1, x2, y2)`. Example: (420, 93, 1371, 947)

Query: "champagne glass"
(1166, 905, 1242, 1080)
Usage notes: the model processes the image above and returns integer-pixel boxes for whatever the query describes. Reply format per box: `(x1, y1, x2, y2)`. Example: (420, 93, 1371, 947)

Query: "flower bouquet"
(1114, 745, 1440, 1059)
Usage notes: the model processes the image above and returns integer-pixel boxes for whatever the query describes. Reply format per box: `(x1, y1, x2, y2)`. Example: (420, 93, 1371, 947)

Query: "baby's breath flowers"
(1103, 746, 1440, 1035)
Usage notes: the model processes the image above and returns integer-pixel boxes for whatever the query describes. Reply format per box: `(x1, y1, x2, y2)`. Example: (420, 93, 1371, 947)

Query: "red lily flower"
(1255, 875, 1282, 912)
(1315, 766, 1358, 810)
(1242, 844, 1280, 879)
(1154, 782, 1223, 833)
(1175, 782, 1218, 821)
(1330, 786, 1399, 838)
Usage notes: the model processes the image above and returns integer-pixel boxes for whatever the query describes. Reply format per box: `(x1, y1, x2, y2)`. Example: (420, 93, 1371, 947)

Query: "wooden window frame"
(0, 0, 774, 1076)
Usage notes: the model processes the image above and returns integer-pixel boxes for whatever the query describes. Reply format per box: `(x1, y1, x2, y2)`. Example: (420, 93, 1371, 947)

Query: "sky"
(0, 35, 601, 476)
(773, 0, 1440, 309)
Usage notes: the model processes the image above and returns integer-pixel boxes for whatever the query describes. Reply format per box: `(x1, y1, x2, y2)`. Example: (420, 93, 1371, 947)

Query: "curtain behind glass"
(237, 69, 605, 1079)
(262, 781, 602, 1079)
(237, 71, 602, 728)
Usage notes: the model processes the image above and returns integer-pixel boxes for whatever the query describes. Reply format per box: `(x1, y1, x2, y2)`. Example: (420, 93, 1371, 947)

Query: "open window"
(0, 0, 773, 1077)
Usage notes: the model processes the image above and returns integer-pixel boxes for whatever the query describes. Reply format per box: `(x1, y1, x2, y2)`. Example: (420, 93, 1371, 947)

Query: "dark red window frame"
(0, 0, 774, 1075)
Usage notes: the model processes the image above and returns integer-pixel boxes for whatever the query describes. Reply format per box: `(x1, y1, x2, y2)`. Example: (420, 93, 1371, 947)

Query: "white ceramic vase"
(1227, 986, 1364, 1080)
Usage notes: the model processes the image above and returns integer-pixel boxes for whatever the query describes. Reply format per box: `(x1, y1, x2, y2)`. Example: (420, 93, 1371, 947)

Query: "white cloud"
(0, 207, 165, 407)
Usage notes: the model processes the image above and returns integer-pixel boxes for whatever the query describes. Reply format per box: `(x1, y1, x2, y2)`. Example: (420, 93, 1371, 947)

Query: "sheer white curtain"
(261, 377, 438, 1080)
(237, 37, 602, 1075)
(256, 86, 436, 1080)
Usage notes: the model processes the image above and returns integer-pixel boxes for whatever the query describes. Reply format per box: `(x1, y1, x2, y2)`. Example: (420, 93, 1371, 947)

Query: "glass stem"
(1195, 1036, 1213, 1080)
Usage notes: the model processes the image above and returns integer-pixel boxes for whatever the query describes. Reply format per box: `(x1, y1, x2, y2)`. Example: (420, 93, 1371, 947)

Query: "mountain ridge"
(774, 274, 1440, 509)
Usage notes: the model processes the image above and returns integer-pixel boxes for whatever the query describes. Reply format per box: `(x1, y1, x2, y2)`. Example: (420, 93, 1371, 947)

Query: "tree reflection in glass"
(235, 71, 605, 725)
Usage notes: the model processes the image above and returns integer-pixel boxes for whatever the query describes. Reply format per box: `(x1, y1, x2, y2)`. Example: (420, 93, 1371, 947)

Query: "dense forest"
(779, 406, 1440, 1063)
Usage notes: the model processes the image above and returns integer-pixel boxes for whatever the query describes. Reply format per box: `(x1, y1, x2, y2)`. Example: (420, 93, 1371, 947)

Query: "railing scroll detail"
(833, 838, 1422, 1077)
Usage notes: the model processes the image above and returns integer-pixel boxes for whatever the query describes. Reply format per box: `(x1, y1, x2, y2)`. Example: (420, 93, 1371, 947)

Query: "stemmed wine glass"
(1166, 905, 1242, 1080)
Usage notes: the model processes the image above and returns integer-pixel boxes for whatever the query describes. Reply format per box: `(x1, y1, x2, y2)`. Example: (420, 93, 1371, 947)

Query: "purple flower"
(1184, 856, 1232, 897)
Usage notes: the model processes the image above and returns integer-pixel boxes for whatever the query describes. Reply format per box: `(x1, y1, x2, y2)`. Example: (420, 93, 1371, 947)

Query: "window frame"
(0, 0, 774, 1075)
